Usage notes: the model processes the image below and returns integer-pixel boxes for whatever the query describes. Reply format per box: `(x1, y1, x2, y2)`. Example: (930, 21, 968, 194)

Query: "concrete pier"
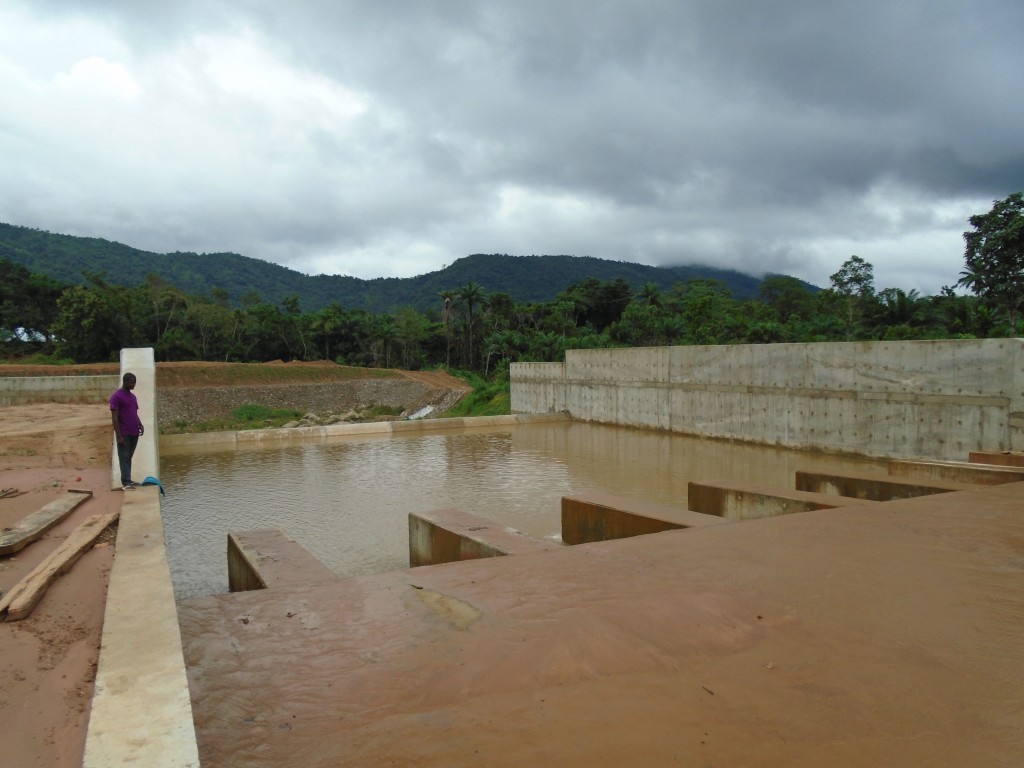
(0, 374, 118, 406)
(228, 529, 339, 591)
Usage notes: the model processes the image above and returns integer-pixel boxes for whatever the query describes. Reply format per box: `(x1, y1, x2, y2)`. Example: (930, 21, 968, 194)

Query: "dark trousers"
(117, 435, 139, 486)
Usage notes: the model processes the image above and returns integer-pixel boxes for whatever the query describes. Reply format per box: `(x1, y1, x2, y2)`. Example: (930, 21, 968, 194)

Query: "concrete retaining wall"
(0, 374, 118, 406)
(511, 339, 1024, 460)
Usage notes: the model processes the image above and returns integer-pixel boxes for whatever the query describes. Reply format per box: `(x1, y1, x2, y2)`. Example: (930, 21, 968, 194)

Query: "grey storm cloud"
(2, 0, 1022, 294)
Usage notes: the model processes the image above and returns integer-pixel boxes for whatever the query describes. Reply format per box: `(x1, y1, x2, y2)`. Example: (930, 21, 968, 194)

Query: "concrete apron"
(86, 348, 200, 768)
(179, 482, 1024, 767)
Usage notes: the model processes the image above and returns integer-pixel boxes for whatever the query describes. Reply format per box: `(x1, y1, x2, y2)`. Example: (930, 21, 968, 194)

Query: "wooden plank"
(0, 508, 120, 621)
(0, 489, 92, 556)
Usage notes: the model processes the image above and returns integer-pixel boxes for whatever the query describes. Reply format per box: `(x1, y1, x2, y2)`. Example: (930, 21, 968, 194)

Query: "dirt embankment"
(156, 365, 471, 428)
(1, 362, 472, 428)
(0, 404, 116, 768)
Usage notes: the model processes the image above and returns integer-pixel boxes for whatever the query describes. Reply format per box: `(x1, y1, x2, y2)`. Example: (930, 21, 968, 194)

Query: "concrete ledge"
(687, 480, 875, 520)
(0, 374, 119, 406)
(228, 529, 339, 591)
(160, 412, 572, 455)
(409, 508, 558, 567)
(795, 470, 969, 501)
(969, 450, 1024, 468)
(888, 459, 1024, 485)
(561, 492, 727, 545)
(83, 486, 199, 768)
(0, 489, 92, 555)
(391, 412, 570, 435)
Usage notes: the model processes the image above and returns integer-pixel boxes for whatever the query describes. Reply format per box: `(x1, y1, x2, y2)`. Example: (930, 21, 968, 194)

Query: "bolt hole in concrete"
(160, 422, 883, 599)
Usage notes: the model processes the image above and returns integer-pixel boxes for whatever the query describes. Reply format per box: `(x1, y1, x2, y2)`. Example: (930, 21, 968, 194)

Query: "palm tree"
(368, 316, 397, 368)
(458, 282, 485, 369)
(638, 281, 663, 308)
(440, 289, 458, 367)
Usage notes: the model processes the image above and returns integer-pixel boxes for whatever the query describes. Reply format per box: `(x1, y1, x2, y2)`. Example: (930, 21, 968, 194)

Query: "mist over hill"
(0, 222, 813, 312)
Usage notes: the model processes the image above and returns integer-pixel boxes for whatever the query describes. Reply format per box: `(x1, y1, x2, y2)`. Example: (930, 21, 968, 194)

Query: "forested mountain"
(3, 195, 1018, 369)
(0, 222, 804, 312)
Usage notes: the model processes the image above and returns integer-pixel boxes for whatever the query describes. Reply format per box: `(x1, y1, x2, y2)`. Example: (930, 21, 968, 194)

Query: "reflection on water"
(161, 422, 883, 599)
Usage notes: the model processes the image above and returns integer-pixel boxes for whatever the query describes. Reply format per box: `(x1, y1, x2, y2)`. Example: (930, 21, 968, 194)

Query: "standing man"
(110, 372, 145, 491)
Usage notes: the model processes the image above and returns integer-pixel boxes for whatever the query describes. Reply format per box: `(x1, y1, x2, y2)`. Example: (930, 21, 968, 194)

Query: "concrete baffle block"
(561, 492, 726, 545)
(795, 470, 969, 501)
(228, 529, 338, 591)
(409, 508, 557, 567)
(888, 459, 1024, 486)
(687, 480, 874, 520)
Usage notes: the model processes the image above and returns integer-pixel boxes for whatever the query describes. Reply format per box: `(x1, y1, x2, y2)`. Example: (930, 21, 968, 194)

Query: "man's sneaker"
(122, 484, 135, 491)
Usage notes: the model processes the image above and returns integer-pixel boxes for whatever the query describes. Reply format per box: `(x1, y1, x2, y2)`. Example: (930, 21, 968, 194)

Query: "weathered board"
(0, 489, 93, 556)
(0, 508, 119, 621)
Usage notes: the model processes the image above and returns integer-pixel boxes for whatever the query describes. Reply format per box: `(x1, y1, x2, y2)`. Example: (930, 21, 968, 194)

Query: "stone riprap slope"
(157, 379, 434, 427)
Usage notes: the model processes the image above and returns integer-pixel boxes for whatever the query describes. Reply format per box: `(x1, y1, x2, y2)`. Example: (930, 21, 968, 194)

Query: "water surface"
(161, 421, 882, 598)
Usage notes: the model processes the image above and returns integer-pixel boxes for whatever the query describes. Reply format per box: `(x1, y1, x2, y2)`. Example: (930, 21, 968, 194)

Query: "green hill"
(0, 222, 811, 312)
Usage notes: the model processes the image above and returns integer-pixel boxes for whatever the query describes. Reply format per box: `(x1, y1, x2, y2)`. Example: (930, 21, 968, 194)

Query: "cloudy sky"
(1, 1, 1021, 294)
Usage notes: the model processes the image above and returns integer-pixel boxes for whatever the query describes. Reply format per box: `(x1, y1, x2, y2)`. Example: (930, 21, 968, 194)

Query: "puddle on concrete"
(160, 421, 884, 599)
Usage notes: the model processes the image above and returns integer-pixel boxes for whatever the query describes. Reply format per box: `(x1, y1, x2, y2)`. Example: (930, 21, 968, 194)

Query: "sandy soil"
(0, 403, 118, 768)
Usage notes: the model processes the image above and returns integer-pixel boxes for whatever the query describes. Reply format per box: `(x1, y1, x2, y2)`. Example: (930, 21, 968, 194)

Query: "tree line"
(2, 194, 1021, 373)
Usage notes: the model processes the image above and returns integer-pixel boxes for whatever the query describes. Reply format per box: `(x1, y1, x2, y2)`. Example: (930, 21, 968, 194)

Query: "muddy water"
(160, 421, 884, 599)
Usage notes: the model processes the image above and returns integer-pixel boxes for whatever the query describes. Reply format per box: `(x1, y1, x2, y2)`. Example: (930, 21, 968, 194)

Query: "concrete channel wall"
(0, 374, 118, 406)
(511, 339, 1024, 460)
(85, 348, 200, 768)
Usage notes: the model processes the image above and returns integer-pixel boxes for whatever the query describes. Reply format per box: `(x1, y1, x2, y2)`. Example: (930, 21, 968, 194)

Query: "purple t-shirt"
(110, 388, 141, 436)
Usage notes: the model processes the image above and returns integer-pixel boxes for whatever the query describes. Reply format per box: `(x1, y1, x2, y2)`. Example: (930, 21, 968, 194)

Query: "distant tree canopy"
(0, 256, 1001, 366)
(1, 201, 1017, 367)
(0, 259, 63, 344)
(958, 192, 1024, 331)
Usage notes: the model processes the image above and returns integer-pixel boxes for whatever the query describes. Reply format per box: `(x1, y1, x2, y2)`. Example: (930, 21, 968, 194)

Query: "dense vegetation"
(0, 223, 777, 312)
(1, 195, 1020, 380)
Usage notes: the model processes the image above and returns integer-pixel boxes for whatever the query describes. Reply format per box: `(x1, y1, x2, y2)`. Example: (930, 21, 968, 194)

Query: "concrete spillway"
(178, 482, 1024, 767)
(68, 341, 1024, 766)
